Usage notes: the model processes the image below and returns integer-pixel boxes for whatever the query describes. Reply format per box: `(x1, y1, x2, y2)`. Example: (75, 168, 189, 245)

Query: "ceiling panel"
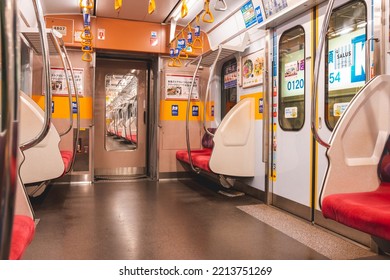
(95, 0, 180, 23)
(39, 0, 249, 32)
(42, 0, 81, 15)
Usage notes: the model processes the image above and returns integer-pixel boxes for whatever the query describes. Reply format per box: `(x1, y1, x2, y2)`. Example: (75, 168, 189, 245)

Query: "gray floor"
(23, 178, 349, 260)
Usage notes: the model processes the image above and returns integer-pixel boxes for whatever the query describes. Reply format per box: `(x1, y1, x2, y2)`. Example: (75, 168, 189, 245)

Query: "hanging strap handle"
(181, 0, 188, 18)
(214, 0, 227, 11)
(202, 0, 214, 23)
(80, 0, 94, 9)
(192, 16, 203, 49)
(114, 0, 122, 11)
(148, 0, 156, 14)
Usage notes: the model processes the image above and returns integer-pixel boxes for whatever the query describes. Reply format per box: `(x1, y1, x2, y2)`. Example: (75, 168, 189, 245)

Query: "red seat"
(322, 183, 390, 240)
(176, 148, 213, 172)
(176, 128, 216, 173)
(9, 215, 35, 260)
(125, 134, 137, 144)
(60, 150, 73, 174)
(322, 153, 390, 241)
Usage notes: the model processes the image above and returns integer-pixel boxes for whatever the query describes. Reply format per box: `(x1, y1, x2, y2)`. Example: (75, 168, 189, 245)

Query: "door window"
(279, 26, 306, 131)
(325, 0, 367, 129)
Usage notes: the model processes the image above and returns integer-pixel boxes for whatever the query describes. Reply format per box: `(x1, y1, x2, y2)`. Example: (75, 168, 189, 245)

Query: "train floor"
(22, 178, 383, 260)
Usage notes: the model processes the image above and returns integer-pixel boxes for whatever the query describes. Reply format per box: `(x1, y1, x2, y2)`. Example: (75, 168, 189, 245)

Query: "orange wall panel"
(95, 17, 167, 54)
(45, 15, 97, 48)
(44, 15, 210, 55)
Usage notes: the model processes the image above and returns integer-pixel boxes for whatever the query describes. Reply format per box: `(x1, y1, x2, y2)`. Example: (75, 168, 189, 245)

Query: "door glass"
(221, 58, 237, 118)
(105, 72, 138, 151)
(325, 0, 367, 129)
(279, 26, 305, 131)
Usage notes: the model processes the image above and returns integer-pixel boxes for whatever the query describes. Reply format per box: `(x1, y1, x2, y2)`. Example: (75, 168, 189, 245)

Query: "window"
(221, 58, 237, 118)
(279, 26, 305, 131)
(325, 0, 367, 129)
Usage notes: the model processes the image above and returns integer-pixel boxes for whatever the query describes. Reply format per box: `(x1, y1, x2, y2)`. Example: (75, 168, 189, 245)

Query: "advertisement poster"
(328, 29, 366, 92)
(242, 50, 265, 88)
(51, 67, 84, 96)
(262, 0, 288, 18)
(280, 49, 305, 98)
(241, 1, 257, 28)
(224, 62, 238, 89)
(165, 74, 199, 100)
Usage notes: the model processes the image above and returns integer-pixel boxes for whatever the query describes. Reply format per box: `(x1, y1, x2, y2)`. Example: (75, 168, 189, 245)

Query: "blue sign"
(192, 105, 199, 117)
(194, 26, 201, 37)
(72, 102, 78, 114)
(172, 105, 179, 116)
(241, 1, 257, 28)
(255, 6, 263, 24)
(259, 98, 264, 114)
(177, 39, 186, 50)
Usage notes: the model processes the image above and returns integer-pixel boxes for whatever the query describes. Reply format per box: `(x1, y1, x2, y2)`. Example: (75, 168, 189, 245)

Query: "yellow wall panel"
(32, 96, 93, 120)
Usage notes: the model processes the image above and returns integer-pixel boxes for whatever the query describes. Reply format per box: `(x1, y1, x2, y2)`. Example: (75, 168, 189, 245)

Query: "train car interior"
(1, 0, 390, 261)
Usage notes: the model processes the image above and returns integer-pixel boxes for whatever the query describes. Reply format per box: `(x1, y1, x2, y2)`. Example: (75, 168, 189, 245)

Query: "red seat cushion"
(322, 182, 390, 240)
(9, 215, 35, 260)
(192, 154, 212, 172)
(176, 149, 212, 172)
(60, 150, 73, 174)
(126, 134, 137, 144)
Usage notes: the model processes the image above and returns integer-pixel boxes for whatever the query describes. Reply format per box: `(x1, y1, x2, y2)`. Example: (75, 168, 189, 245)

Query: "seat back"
(19, 91, 64, 184)
(320, 75, 390, 204)
(209, 98, 255, 177)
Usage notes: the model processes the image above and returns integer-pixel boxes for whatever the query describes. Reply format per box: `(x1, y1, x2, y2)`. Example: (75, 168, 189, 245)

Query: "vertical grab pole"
(20, 0, 52, 151)
(185, 57, 203, 173)
(0, 0, 19, 259)
(203, 46, 223, 136)
(52, 33, 73, 137)
(311, 0, 335, 149)
(60, 38, 80, 172)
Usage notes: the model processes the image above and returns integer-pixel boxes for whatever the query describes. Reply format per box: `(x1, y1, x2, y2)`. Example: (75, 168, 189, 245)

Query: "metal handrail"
(185, 57, 203, 173)
(0, 0, 19, 260)
(311, 0, 335, 149)
(51, 33, 73, 137)
(20, 0, 52, 151)
(59, 38, 80, 173)
(203, 45, 223, 136)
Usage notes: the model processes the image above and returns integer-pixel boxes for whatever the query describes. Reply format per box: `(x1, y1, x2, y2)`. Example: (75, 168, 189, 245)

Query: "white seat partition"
(209, 97, 255, 177)
(19, 91, 64, 184)
(320, 75, 390, 202)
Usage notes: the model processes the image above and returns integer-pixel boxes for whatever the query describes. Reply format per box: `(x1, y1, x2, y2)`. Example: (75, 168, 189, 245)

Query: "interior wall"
(158, 58, 210, 175)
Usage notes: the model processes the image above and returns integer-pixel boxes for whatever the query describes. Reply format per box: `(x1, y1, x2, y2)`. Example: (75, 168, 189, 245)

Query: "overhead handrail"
(203, 46, 223, 136)
(59, 37, 81, 173)
(0, 0, 19, 260)
(51, 31, 73, 137)
(311, 0, 335, 149)
(214, 0, 227, 11)
(20, 0, 52, 152)
(185, 57, 204, 173)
